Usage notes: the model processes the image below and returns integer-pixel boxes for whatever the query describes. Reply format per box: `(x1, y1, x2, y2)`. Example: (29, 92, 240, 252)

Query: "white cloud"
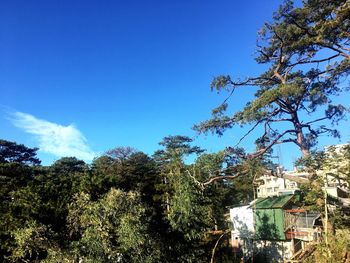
(9, 111, 96, 161)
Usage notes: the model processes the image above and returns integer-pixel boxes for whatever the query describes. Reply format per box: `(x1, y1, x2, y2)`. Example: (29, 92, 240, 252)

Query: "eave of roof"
(251, 194, 294, 209)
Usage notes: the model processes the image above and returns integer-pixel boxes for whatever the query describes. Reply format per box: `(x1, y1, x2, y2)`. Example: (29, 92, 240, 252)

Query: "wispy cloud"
(9, 111, 96, 161)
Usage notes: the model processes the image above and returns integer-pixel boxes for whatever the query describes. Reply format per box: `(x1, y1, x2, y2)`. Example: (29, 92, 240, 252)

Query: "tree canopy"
(0, 138, 247, 262)
(195, 0, 349, 158)
(0, 139, 40, 165)
(1, 0, 349, 262)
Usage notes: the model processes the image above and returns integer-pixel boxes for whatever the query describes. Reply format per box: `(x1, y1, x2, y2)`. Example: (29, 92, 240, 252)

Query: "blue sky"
(1, 0, 349, 168)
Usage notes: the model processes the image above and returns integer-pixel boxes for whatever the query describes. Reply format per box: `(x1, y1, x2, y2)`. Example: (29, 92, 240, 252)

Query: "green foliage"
(168, 172, 211, 241)
(67, 189, 158, 263)
(1, 2, 349, 262)
(0, 139, 41, 165)
(9, 221, 54, 262)
(194, 151, 225, 181)
(50, 157, 87, 174)
(296, 144, 350, 227)
(31, 158, 87, 236)
(305, 230, 350, 263)
(85, 150, 158, 201)
(153, 135, 204, 215)
(0, 141, 43, 261)
(195, 0, 350, 157)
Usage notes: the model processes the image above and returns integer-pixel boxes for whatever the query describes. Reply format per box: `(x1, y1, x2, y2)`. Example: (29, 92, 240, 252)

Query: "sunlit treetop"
(195, 0, 350, 159)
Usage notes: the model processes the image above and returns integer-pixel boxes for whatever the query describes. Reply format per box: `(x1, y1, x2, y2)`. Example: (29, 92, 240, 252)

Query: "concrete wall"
(254, 240, 293, 262)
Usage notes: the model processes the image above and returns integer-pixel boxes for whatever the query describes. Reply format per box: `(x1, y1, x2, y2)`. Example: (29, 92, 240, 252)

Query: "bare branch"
(287, 53, 342, 69)
(301, 124, 318, 137)
(275, 99, 293, 113)
(269, 118, 293, 123)
(185, 170, 205, 190)
(319, 42, 350, 58)
(273, 50, 286, 84)
(203, 174, 242, 186)
(305, 114, 335, 125)
(274, 138, 299, 146)
(210, 230, 231, 263)
(187, 165, 248, 188)
(247, 129, 297, 159)
(229, 76, 278, 87)
(257, 47, 271, 61)
(233, 121, 262, 148)
(233, 108, 288, 148)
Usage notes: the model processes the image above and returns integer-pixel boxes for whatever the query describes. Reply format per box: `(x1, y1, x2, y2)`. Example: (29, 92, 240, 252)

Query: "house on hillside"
(256, 173, 299, 198)
(229, 143, 349, 262)
(230, 194, 321, 262)
(253, 194, 303, 262)
(285, 144, 350, 200)
(230, 203, 255, 258)
(319, 144, 350, 204)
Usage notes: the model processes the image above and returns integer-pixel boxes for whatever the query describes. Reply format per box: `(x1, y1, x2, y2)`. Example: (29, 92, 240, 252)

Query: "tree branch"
(286, 16, 317, 37)
(203, 174, 242, 186)
(305, 114, 335, 125)
(233, 121, 262, 148)
(210, 230, 231, 263)
(287, 53, 342, 68)
(233, 108, 286, 148)
(319, 42, 350, 58)
(247, 129, 297, 159)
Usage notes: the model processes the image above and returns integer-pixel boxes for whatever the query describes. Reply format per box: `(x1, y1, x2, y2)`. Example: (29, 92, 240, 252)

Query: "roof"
(294, 212, 320, 228)
(252, 194, 294, 209)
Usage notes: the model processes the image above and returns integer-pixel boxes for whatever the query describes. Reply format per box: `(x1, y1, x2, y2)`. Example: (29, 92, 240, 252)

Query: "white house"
(256, 172, 299, 198)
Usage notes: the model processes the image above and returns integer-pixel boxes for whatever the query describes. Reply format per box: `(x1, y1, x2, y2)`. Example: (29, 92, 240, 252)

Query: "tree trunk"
(297, 130, 309, 157)
(292, 111, 310, 157)
(164, 176, 170, 217)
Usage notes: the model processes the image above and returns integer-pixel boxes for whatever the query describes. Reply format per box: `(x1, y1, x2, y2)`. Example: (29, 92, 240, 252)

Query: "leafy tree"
(9, 221, 54, 262)
(83, 155, 117, 199)
(192, 152, 234, 229)
(154, 135, 204, 168)
(86, 149, 159, 201)
(296, 144, 350, 228)
(153, 135, 204, 215)
(195, 0, 349, 161)
(67, 189, 159, 263)
(0, 140, 42, 261)
(50, 157, 87, 174)
(123, 152, 159, 203)
(168, 171, 211, 241)
(305, 229, 350, 263)
(0, 139, 40, 165)
(323, 144, 350, 188)
(152, 136, 213, 262)
(33, 158, 87, 234)
(0, 186, 44, 262)
(105, 146, 137, 162)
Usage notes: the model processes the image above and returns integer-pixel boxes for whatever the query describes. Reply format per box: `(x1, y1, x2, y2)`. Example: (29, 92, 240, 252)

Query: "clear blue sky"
(1, 0, 349, 168)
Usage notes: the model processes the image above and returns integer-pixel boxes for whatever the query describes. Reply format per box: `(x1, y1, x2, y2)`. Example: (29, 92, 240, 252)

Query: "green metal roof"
(252, 194, 294, 209)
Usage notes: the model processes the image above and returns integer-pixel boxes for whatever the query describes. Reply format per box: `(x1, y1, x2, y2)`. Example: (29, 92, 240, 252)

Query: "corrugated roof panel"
(253, 195, 294, 209)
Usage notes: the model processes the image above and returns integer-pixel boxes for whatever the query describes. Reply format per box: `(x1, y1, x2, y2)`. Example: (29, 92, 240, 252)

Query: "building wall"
(230, 205, 254, 239)
(257, 174, 298, 198)
(255, 208, 286, 240)
(254, 240, 293, 262)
